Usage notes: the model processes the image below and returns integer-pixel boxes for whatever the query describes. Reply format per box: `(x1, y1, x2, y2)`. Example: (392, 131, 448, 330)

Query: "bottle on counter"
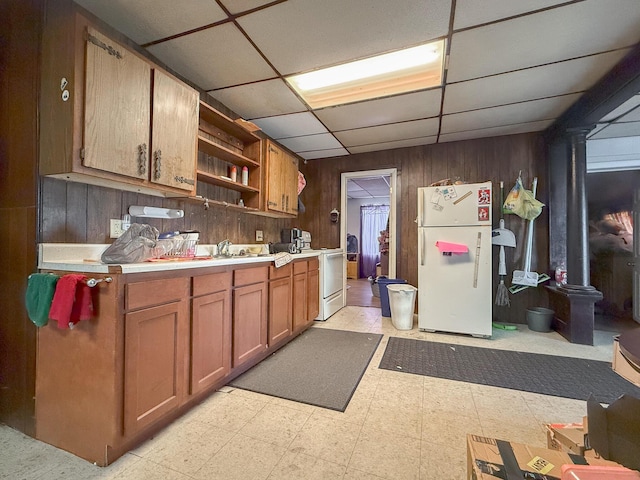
(230, 165, 237, 182)
(241, 166, 248, 185)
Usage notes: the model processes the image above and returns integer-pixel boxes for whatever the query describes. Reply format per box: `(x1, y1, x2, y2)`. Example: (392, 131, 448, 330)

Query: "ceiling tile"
(218, 0, 276, 15)
(209, 79, 306, 119)
(439, 120, 553, 143)
(348, 136, 438, 154)
(75, 0, 227, 44)
(441, 94, 582, 134)
(237, 0, 452, 75)
(278, 133, 343, 153)
(336, 119, 440, 147)
(453, 0, 567, 30)
(444, 50, 629, 114)
(589, 122, 640, 139)
(447, 0, 640, 83)
(316, 89, 442, 131)
(301, 148, 350, 160)
(252, 113, 328, 139)
(147, 23, 276, 90)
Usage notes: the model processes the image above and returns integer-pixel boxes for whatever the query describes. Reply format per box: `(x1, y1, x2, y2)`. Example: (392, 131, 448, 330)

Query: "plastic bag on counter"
(100, 223, 159, 264)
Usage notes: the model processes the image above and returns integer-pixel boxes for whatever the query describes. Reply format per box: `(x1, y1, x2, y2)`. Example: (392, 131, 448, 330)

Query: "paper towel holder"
(128, 206, 184, 219)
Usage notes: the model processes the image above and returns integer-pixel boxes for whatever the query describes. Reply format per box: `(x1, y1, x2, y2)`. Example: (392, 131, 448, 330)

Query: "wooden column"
(567, 128, 592, 286)
(546, 128, 602, 345)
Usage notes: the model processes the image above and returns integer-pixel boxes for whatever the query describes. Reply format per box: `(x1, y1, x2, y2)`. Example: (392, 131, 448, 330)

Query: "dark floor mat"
(229, 328, 382, 411)
(378, 337, 640, 404)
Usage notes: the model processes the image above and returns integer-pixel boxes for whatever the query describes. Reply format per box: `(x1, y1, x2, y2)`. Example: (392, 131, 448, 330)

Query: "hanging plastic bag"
(101, 223, 159, 264)
(503, 175, 544, 221)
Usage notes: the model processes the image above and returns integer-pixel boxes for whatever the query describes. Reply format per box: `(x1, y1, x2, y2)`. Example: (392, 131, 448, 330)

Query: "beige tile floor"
(0, 306, 622, 480)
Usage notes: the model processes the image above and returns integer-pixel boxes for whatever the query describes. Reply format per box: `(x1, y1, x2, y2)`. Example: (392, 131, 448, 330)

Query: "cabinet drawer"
(293, 260, 308, 275)
(308, 257, 319, 271)
(193, 271, 231, 297)
(234, 265, 268, 286)
(126, 277, 189, 311)
(269, 263, 291, 279)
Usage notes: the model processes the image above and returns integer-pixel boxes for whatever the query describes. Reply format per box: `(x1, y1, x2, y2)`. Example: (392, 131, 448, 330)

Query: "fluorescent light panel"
(286, 40, 445, 109)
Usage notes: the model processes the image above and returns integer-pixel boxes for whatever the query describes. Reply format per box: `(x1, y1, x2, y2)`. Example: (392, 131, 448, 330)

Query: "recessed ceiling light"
(286, 40, 445, 109)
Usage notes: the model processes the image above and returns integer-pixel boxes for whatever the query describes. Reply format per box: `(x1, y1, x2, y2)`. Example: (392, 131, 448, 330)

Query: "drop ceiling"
(75, 0, 640, 161)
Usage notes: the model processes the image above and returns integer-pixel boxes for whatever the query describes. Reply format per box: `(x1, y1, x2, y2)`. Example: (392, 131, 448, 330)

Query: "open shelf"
(196, 170, 260, 193)
(198, 101, 260, 144)
(197, 135, 260, 168)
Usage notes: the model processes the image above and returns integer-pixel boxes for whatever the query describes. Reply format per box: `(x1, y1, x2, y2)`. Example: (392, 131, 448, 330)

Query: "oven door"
(323, 251, 344, 298)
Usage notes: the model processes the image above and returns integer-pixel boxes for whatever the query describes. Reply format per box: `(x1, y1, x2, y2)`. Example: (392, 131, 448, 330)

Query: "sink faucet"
(217, 239, 231, 256)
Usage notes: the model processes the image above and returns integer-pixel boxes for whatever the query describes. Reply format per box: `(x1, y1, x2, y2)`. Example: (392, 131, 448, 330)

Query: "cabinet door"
(191, 290, 231, 395)
(151, 69, 198, 192)
(292, 273, 307, 333)
(124, 300, 188, 435)
(265, 142, 286, 213)
(307, 267, 320, 323)
(269, 276, 292, 346)
(83, 27, 150, 179)
(233, 282, 268, 368)
(283, 149, 299, 215)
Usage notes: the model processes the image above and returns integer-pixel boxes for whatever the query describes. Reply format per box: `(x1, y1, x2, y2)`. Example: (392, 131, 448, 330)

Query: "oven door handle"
(325, 252, 344, 259)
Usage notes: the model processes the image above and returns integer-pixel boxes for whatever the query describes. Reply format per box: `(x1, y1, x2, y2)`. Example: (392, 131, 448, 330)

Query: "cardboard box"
(587, 394, 640, 471)
(546, 422, 587, 455)
(467, 434, 620, 480)
(613, 335, 640, 388)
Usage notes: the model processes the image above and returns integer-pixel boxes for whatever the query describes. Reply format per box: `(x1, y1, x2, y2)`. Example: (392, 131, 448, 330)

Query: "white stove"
(310, 248, 345, 320)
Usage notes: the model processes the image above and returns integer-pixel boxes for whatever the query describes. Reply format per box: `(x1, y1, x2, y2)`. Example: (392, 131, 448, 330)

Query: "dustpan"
(492, 219, 516, 247)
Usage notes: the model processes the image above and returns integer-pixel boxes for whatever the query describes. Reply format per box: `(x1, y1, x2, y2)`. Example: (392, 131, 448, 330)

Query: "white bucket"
(386, 284, 417, 330)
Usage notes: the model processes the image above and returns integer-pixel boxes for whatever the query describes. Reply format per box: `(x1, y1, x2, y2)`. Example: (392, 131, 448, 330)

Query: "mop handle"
(523, 177, 538, 273)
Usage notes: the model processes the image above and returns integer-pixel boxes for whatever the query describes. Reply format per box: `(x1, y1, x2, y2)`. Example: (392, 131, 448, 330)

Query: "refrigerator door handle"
(421, 229, 426, 266)
(418, 189, 423, 227)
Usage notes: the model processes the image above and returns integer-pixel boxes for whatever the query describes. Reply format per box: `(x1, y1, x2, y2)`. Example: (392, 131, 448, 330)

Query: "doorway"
(340, 169, 397, 307)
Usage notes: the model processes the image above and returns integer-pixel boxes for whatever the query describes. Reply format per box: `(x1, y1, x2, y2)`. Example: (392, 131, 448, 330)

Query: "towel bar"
(86, 277, 112, 288)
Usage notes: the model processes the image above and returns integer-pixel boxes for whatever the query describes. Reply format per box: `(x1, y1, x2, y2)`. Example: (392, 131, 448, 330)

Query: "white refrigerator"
(417, 181, 493, 337)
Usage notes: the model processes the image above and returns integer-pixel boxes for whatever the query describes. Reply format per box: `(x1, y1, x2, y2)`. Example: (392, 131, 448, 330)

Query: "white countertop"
(38, 243, 322, 274)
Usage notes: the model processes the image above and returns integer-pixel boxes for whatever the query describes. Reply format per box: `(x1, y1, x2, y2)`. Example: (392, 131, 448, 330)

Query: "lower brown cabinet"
(268, 263, 292, 347)
(190, 271, 232, 395)
(35, 258, 319, 466)
(307, 258, 320, 322)
(123, 277, 190, 436)
(232, 266, 268, 368)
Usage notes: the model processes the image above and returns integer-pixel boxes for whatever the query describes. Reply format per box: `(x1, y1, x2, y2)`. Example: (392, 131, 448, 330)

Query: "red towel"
(49, 274, 94, 329)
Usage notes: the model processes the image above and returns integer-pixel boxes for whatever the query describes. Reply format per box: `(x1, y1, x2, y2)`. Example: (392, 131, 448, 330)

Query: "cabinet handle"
(138, 143, 147, 175)
(153, 149, 162, 180)
(87, 32, 122, 59)
(281, 193, 285, 208)
(286, 195, 289, 211)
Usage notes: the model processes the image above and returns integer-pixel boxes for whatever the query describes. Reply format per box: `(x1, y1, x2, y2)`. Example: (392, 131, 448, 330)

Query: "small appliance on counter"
(280, 228, 304, 253)
(301, 231, 311, 250)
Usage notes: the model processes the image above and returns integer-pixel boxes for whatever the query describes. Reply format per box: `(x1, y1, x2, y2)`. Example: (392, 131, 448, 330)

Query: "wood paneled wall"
(0, 0, 43, 434)
(298, 133, 550, 325)
(40, 178, 293, 246)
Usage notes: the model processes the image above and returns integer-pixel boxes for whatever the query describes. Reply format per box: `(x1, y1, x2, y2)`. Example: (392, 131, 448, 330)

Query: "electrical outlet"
(255, 230, 263, 242)
(110, 219, 125, 238)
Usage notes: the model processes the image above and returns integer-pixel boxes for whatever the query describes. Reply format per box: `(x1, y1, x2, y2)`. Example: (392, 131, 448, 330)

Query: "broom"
(495, 181, 510, 307)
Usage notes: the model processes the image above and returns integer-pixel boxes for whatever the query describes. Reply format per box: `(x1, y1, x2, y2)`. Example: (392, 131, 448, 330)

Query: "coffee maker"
(280, 228, 304, 253)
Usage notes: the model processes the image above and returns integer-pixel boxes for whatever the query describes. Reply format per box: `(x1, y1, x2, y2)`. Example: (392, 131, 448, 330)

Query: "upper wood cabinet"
(261, 140, 299, 217)
(40, 10, 198, 197)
